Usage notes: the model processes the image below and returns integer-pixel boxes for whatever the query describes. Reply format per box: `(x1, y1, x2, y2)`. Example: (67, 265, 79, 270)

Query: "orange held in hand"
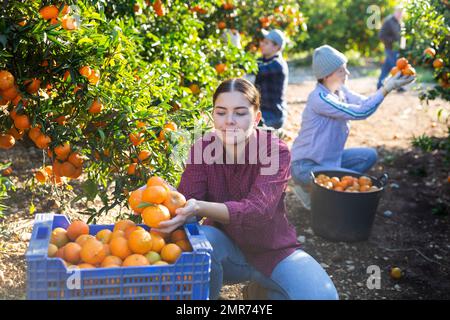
(146, 176, 167, 188)
(391, 57, 416, 77)
(142, 204, 171, 228)
(128, 189, 144, 214)
(396, 57, 408, 70)
(390, 66, 400, 76)
(163, 191, 186, 216)
(142, 185, 168, 204)
(402, 64, 416, 76)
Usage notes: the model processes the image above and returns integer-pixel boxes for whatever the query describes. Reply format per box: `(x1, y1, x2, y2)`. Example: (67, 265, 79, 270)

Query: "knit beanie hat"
(312, 45, 348, 79)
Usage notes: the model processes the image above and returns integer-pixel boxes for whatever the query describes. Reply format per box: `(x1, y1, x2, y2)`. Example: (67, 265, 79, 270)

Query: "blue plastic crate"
(26, 213, 212, 300)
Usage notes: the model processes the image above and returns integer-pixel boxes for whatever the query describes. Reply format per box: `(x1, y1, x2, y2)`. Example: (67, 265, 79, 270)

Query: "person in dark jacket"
(254, 29, 289, 129)
(377, 6, 404, 90)
(223, 29, 289, 130)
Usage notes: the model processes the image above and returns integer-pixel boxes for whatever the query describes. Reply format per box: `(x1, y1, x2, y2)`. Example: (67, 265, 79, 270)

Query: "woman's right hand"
(383, 72, 416, 93)
(152, 199, 199, 234)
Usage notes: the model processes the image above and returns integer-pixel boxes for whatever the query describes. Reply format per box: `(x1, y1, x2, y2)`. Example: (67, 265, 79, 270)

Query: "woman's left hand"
(152, 199, 199, 234)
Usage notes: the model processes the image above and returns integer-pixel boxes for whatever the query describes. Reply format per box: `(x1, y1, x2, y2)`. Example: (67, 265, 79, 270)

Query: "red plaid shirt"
(177, 129, 300, 277)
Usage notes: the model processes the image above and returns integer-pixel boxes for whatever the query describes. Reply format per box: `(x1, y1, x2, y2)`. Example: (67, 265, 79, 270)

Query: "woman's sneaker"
(293, 184, 311, 210)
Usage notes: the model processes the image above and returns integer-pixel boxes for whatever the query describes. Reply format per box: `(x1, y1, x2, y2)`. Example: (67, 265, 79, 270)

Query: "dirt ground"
(0, 70, 449, 300)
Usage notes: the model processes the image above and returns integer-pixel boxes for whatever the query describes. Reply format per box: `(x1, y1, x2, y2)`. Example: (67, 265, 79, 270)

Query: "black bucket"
(310, 170, 388, 242)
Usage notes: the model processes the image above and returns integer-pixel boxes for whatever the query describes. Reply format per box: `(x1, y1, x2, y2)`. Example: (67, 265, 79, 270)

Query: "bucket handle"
(378, 173, 389, 187)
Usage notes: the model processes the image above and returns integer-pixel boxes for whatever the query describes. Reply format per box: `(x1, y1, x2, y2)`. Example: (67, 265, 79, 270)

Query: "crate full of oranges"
(26, 212, 212, 300)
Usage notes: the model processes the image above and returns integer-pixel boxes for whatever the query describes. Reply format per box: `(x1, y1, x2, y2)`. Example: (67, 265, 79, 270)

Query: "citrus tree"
(299, 0, 397, 57)
(0, 0, 258, 222)
(404, 0, 450, 102)
(404, 0, 449, 163)
(185, 0, 308, 55)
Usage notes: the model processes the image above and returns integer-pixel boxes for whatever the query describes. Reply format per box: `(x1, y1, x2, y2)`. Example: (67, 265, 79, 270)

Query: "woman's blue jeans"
(200, 225, 339, 300)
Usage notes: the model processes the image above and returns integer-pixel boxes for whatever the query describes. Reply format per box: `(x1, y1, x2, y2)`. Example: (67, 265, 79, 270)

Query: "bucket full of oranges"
(310, 171, 388, 242)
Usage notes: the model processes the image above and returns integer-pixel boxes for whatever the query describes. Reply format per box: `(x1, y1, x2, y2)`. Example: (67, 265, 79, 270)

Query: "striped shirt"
(291, 83, 385, 166)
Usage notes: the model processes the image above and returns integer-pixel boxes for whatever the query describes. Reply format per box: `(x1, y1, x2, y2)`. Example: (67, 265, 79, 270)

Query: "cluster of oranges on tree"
(403, 0, 449, 99)
(48, 217, 192, 269)
(38, 4, 78, 30)
(422, 47, 448, 89)
(0, 63, 91, 184)
(0, 0, 256, 221)
(0, 3, 179, 188)
(314, 174, 380, 193)
(0, 70, 29, 150)
(0, 2, 103, 186)
(126, 121, 178, 176)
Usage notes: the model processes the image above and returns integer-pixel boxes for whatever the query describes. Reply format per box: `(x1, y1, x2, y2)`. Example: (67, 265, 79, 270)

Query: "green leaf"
(78, 37, 94, 45)
(137, 202, 155, 209)
(98, 129, 105, 142)
(0, 35, 7, 48)
(82, 179, 98, 201)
